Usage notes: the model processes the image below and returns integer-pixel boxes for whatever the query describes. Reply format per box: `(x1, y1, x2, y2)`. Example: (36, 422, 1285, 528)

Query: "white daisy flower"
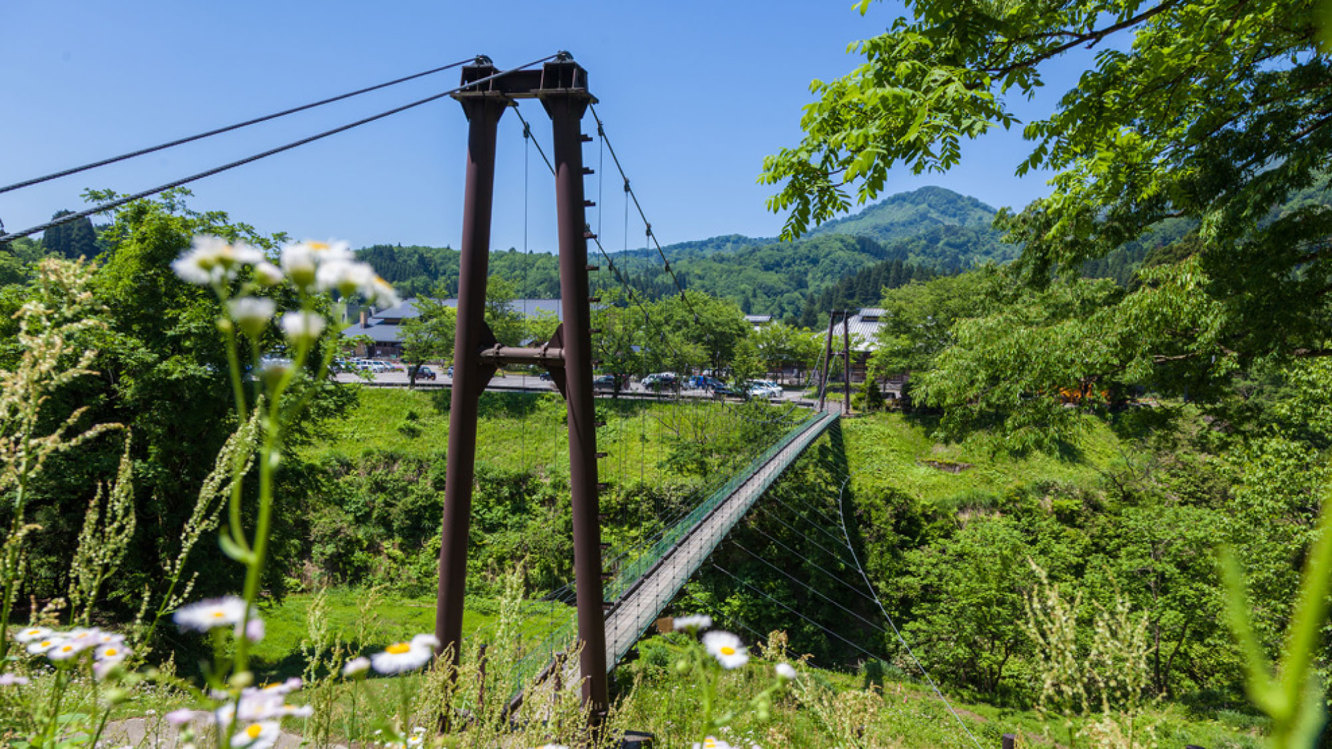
(172, 236, 263, 286)
(775, 662, 796, 680)
(47, 639, 94, 661)
(0, 673, 29, 686)
(280, 311, 326, 345)
(316, 259, 374, 297)
(692, 738, 734, 749)
(370, 634, 438, 674)
(279, 240, 352, 289)
(227, 297, 276, 338)
(173, 596, 247, 632)
(253, 261, 284, 286)
(342, 656, 371, 678)
(672, 614, 712, 633)
(26, 636, 64, 655)
(13, 626, 52, 643)
(94, 643, 130, 662)
(701, 631, 748, 670)
(365, 275, 401, 308)
(231, 720, 281, 749)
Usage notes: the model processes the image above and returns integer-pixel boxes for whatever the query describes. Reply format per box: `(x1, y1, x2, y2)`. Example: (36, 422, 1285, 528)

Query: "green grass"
(251, 589, 574, 680)
(842, 411, 1124, 507)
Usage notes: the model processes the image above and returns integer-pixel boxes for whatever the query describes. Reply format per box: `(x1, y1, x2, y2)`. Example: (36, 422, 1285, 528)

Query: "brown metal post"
(819, 310, 836, 411)
(842, 309, 853, 415)
(541, 62, 609, 715)
(435, 72, 507, 670)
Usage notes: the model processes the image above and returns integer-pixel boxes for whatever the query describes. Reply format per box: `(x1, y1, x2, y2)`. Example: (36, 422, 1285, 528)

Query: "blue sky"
(2, 1, 1078, 253)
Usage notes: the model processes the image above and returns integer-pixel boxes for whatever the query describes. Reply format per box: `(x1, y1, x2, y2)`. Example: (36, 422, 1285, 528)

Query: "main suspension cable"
(0, 53, 561, 244)
(0, 56, 479, 196)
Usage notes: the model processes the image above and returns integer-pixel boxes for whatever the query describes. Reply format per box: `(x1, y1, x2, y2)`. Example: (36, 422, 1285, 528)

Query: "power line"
(0, 57, 479, 196)
(0, 53, 562, 244)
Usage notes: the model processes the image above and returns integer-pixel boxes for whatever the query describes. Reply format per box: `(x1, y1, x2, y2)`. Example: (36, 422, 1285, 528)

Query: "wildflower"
(0, 673, 29, 686)
(280, 240, 352, 288)
(366, 275, 401, 307)
(280, 311, 326, 345)
(775, 662, 796, 680)
(231, 720, 281, 749)
(95, 642, 129, 663)
(692, 738, 734, 749)
(370, 634, 438, 674)
(227, 297, 276, 338)
(701, 631, 748, 670)
(26, 636, 62, 655)
(316, 258, 374, 297)
(166, 708, 196, 726)
(172, 236, 264, 286)
(13, 626, 51, 643)
(237, 617, 266, 643)
(47, 639, 95, 661)
(253, 261, 284, 286)
(672, 614, 713, 632)
(174, 596, 247, 632)
(342, 656, 371, 678)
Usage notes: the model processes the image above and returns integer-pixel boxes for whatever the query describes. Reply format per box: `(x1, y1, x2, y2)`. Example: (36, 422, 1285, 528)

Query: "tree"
(41, 211, 100, 260)
(399, 295, 456, 388)
(484, 275, 525, 347)
(591, 291, 644, 397)
(753, 322, 822, 384)
(763, 0, 1332, 380)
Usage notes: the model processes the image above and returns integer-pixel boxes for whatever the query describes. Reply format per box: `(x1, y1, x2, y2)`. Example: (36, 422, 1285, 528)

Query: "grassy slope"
(842, 411, 1122, 506)
(303, 386, 679, 487)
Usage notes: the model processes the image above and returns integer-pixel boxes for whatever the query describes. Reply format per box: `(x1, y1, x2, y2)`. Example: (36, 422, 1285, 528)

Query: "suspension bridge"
(0, 52, 983, 748)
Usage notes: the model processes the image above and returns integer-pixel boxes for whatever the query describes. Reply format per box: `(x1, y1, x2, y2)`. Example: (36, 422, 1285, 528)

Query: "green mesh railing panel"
(508, 409, 832, 695)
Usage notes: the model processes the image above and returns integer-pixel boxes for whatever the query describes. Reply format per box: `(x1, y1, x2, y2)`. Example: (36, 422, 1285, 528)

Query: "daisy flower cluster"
(667, 614, 799, 745)
(168, 598, 311, 746)
(15, 624, 131, 679)
(172, 236, 399, 308)
(171, 236, 400, 352)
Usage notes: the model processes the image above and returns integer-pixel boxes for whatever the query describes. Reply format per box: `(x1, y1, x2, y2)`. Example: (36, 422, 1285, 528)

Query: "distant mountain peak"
(809, 185, 998, 242)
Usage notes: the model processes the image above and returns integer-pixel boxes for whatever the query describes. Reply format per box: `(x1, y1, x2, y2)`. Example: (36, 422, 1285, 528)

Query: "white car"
(747, 381, 782, 399)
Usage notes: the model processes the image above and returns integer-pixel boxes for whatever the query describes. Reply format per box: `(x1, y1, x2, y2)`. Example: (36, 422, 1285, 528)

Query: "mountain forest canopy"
(763, 0, 1332, 436)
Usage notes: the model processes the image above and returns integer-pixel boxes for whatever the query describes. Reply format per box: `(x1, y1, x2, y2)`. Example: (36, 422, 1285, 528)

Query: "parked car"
(415, 365, 437, 381)
(642, 372, 679, 391)
(747, 380, 782, 399)
(592, 374, 616, 390)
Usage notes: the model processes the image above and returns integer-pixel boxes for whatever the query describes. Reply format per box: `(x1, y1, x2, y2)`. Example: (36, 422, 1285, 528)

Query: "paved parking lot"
(332, 369, 810, 403)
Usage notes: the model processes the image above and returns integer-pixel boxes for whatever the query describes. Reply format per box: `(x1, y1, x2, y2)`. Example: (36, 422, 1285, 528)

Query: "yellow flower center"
(211, 611, 226, 618)
(387, 642, 412, 655)
(310, 241, 330, 251)
(720, 646, 736, 656)
(104, 648, 118, 657)
(247, 724, 264, 739)
(60, 645, 73, 653)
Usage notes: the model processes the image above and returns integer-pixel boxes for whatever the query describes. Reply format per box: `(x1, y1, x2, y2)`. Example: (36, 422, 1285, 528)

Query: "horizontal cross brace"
(478, 345, 566, 367)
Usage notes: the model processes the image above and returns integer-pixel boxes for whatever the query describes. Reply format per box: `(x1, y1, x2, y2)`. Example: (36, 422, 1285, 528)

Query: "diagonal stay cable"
(511, 105, 555, 177)
(833, 477, 984, 749)
(0, 57, 478, 196)
(710, 562, 888, 666)
(743, 522, 875, 605)
(768, 492, 855, 549)
(0, 53, 561, 244)
(730, 542, 895, 637)
(757, 504, 860, 570)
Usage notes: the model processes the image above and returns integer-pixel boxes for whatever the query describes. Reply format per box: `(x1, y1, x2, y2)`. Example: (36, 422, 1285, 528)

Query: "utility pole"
(434, 55, 609, 719)
(819, 310, 836, 411)
(842, 309, 852, 415)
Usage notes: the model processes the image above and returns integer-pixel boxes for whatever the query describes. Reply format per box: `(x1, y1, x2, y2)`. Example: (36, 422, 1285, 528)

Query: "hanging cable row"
(587, 102, 701, 323)
(0, 53, 562, 244)
(0, 57, 480, 197)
